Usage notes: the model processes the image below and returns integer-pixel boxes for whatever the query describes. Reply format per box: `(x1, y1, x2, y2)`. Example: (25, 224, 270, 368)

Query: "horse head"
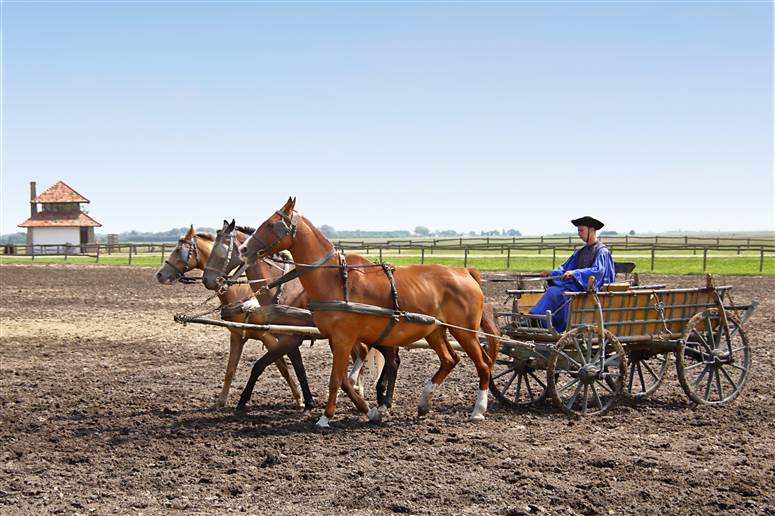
(156, 225, 210, 284)
(202, 219, 244, 290)
(238, 197, 298, 265)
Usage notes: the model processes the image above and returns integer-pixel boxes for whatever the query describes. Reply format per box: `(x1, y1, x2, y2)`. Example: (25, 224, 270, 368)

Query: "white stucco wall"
(32, 227, 80, 253)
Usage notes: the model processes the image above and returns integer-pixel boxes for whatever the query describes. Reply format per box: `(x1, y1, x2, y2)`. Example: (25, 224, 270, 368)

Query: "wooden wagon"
(490, 271, 757, 416)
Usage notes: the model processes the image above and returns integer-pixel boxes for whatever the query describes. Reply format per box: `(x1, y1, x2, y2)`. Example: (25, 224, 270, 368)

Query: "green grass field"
(2, 251, 773, 275)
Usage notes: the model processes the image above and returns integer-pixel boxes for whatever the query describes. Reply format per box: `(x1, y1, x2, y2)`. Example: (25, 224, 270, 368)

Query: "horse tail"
(365, 347, 385, 388)
(466, 268, 500, 370)
(480, 302, 501, 370)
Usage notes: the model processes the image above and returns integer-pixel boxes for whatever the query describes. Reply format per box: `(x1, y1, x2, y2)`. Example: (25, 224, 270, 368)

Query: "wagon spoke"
(493, 365, 517, 381)
(719, 366, 739, 393)
(704, 315, 717, 349)
(524, 374, 535, 401)
(603, 352, 623, 368)
(729, 346, 747, 354)
(714, 368, 724, 401)
(558, 351, 582, 369)
(500, 369, 518, 394)
(636, 361, 647, 393)
(641, 358, 660, 381)
(597, 377, 615, 394)
(627, 362, 635, 393)
(557, 377, 579, 394)
(702, 367, 714, 400)
(690, 329, 711, 352)
(528, 371, 546, 390)
(693, 365, 710, 388)
(590, 383, 603, 410)
(683, 361, 705, 371)
(566, 382, 583, 410)
(514, 373, 523, 402)
(581, 385, 589, 414)
(726, 363, 748, 373)
(574, 339, 586, 366)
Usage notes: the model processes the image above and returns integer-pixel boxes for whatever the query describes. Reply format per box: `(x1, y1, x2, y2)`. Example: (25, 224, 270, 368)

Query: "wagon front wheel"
(489, 355, 548, 407)
(547, 326, 627, 417)
(676, 309, 751, 405)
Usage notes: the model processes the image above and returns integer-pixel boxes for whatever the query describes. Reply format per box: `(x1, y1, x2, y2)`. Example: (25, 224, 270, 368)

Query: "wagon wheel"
(547, 326, 627, 417)
(489, 355, 548, 407)
(625, 350, 670, 399)
(676, 309, 751, 406)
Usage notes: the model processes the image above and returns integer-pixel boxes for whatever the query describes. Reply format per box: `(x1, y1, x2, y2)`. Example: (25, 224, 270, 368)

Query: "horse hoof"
(315, 415, 331, 429)
(469, 413, 485, 422)
(417, 405, 429, 418)
(367, 407, 382, 424)
(234, 405, 248, 416)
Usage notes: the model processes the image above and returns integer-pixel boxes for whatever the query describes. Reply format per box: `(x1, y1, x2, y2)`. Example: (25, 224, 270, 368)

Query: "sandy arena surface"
(1, 263, 774, 514)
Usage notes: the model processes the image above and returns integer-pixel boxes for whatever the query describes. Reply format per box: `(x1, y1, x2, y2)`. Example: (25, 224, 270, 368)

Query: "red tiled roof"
(18, 211, 102, 228)
(32, 181, 90, 203)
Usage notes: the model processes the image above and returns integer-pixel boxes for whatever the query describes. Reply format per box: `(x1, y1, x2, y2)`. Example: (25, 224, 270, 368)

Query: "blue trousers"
(529, 284, 571, 332)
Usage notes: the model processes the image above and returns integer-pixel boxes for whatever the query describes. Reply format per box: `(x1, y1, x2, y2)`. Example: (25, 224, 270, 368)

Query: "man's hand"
(562, 271, 574, 280)
(539, 271, 550, 278)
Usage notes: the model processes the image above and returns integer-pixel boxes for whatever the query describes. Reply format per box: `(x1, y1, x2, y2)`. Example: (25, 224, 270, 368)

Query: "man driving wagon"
(530, 216, 615, 331)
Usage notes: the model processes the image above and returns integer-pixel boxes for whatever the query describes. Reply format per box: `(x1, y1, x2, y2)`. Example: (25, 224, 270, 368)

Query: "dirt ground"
(1, 263, 774, 514)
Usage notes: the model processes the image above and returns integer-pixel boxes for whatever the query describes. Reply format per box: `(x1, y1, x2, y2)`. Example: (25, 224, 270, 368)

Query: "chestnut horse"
(156, 226, 310, 409)
(202, 220, 399, 413)
(238, 198, 500, 428)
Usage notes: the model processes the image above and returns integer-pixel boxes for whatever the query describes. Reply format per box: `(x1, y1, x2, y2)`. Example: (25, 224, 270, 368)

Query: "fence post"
(539, 236, 543, 254)
(650, 246, 655, 271)
(506, 248, 511, 269)
(161, 244, 166, 264)
(379, 248, 383, 262)
(96, 244, 100, 263)
(464, 248, 468, 268)
(64, 245, 68, 261)
(761, 248, 765, 272)
(552, 248, 556, 268)
(702, 248, 708, 272)
(737, 245, 740, 256)
(421, 248, 425, 264)
(129, 245, 133, 265)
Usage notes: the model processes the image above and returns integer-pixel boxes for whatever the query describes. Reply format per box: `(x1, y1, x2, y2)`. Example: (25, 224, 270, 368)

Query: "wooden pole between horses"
(176, 316, 324, 337)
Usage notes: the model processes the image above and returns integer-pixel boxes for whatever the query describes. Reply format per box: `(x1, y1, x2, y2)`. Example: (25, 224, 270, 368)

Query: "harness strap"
(339, 254, 350, 303)
(308, 300, 438, 326)
(265, 247, 338, 291)
(372, 263, 401, 346)
(272, 261, 289, 304)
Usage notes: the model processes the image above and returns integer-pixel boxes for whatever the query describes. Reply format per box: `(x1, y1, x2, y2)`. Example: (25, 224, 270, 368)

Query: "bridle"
(164, 237, 200, 279)
(204, 230, 240, 278)
(245, 210, 300, 258)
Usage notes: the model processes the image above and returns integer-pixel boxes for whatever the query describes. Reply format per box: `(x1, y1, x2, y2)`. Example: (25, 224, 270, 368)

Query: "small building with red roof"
(18, 181, 102, 252)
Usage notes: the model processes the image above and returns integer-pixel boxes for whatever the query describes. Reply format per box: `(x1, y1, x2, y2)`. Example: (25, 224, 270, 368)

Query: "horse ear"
(286, 196, 296, 213)
(222, 219, 229, 228)
(186, 224, 195, 237)
(227, 219, 236, 232)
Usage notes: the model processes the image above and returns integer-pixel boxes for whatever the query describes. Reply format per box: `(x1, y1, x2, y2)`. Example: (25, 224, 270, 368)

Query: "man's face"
(577, 225, 591, 243)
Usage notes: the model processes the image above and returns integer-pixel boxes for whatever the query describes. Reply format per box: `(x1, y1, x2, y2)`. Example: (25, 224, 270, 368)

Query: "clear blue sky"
(2, 1, 773, 235)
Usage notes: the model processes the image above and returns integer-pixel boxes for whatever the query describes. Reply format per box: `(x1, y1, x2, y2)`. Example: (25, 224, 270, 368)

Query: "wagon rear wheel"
(489, 355, 548, 407)
(547, 326, 627, 417)
(625, 350, 670, 399)
(676, 309, 751, 406)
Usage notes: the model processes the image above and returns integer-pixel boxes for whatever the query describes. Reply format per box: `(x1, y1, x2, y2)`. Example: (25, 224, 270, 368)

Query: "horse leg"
(418, 328, 460, 417)
(271, 351, 304, 409)
(348, 343, 367, 398)
(317, 337, 371, 428)
(448, 327, 491, 421)
(234, 333, 289, 413)
(374, 345, 399, 411)
(284, 336, 315, 413)
(215, 332, 246, 408)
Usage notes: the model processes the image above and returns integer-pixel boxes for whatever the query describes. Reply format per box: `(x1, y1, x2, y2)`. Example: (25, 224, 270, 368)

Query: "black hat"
(571, 216, 604, 230)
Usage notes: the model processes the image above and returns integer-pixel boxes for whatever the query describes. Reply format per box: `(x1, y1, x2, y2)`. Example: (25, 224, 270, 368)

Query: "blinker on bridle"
(164, 237, 198, 278)
(248, 210, 300, 257)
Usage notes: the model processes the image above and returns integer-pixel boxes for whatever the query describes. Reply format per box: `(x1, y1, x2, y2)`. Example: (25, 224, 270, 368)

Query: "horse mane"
(195, 232, 215, 241)
(235, 225, 255, 235)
